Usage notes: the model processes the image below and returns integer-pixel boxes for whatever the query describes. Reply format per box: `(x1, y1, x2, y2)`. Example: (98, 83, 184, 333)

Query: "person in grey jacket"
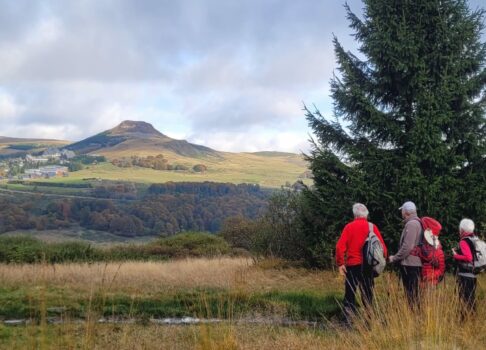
(389, 201, 422, 307)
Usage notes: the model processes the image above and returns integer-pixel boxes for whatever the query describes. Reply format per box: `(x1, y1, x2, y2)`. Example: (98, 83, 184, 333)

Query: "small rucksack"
(461, 236, 486, 274)
(363, 222, 386, 277)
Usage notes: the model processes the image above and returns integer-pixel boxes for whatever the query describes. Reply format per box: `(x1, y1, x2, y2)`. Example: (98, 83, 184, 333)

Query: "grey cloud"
(0, 0, 354, 83)
(1, 0, 481, 150)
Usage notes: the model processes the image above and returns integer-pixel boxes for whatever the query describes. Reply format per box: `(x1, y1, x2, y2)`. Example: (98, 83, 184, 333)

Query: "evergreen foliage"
(304, 0, 486, 266)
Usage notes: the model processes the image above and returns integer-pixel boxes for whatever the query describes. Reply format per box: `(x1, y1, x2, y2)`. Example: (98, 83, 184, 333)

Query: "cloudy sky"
(0, 0, 484, 153)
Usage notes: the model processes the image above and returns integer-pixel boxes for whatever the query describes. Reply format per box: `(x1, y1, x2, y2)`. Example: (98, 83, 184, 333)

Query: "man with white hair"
(389, 201, 422, 307)
(453, 218, 477, 314)
(336, 203, 387, 322)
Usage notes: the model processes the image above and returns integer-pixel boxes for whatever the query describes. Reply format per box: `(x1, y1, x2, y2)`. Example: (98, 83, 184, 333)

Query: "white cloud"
(188, 126, 311, 153)
(0, 0, 374, 151)
(0, 93, 22, 121)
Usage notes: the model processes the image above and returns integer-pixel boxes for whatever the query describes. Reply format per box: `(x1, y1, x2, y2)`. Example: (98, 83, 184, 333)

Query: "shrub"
(256, 190, 309, 260)
(219, 189, 314, 265)
(0, 236, 47, 263)
(193, 164, 207, 172)
(154, 232, 231, 257)
(174, 164, 189, 171)
(220, 216, 259, 251)
(68, 162, 84, 172)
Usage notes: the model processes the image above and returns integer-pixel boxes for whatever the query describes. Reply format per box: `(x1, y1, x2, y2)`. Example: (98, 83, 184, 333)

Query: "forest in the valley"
(0, 182, 268, 236)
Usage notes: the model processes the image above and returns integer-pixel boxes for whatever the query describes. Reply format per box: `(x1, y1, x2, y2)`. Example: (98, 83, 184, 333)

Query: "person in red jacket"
(420, 242, 446, 286)
(336, 203, 387, 321)
(419, 217, 445, 287)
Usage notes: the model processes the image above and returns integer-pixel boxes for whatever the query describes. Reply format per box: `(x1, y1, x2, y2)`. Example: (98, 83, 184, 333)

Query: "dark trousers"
(400, 265, 421, 308)
(343, 265, 374, 319)
(458, 275, 476, 315)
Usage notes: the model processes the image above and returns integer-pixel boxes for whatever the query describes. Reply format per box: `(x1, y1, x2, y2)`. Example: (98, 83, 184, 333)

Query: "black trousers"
(400, 265, 421, 308)
(458, 275, 476, 315)
(343, 265, 374, 318)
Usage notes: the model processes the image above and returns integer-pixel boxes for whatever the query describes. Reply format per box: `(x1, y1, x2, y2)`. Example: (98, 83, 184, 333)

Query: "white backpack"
(363, 222, 386, 276)
(463, 236, 486, 274)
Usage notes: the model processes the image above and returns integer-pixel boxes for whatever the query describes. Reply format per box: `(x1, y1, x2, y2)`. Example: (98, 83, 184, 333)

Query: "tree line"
(0, 182, 268, 237)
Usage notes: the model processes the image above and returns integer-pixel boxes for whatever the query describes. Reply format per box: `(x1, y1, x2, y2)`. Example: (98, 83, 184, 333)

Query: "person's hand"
(338, 265, 347, 277)
(388, 255, 395, 263)
(452, 248, 457, 256)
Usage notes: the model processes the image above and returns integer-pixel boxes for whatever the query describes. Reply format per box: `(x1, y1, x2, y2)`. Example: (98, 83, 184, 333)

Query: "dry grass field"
(37, 151, 310, 188)
(0, 258, 485, 349)
(0, 257, 339, 296)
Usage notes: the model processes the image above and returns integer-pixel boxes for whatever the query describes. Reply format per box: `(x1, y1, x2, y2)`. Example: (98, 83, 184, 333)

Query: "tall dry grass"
(2, 258, 484, 349)
(333, 273, 486, 349)
(0, 257, 338, 294)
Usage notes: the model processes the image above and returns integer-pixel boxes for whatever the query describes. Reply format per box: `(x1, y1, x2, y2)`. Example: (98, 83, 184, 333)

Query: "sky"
(0, 0, 484, 153)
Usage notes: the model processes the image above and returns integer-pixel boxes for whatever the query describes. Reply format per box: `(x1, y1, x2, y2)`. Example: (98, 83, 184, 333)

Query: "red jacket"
(453, 234, 474, 263)
(420, 243, 445, 285)
(335, 218, 388, 267)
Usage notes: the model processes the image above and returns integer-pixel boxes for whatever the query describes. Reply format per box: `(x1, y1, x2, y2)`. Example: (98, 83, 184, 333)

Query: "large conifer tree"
(304, 0, 486, 266)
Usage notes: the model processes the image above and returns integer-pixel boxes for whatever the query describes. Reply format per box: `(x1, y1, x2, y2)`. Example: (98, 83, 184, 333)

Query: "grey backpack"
(462, 236, 486, 274)
(363, 222, 386, 276)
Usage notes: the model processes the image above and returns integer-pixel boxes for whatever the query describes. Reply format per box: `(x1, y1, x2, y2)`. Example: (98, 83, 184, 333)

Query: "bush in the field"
(154, 232, 231, 257)
(0, 236, 47, 263)
(0, 233, 233, 263)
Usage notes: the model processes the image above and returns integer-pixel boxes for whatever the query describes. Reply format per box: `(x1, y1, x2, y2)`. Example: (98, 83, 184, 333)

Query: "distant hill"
(0, 121, 310, 188)
(65, 120, 220, 158)
(0, 137, 68, 158)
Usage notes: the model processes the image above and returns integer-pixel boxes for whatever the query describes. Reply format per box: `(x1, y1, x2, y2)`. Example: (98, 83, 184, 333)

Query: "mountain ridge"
(65, 120, 220, 158)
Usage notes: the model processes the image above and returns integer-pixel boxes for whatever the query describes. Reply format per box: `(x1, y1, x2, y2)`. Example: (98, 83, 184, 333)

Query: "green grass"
(0, 183, 91, 196)
(0, 287, 340, 321)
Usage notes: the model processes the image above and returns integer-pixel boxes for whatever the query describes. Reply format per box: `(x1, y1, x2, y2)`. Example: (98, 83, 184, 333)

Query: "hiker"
(418, 217, 445, 287)
(388, 201, 422, 307)
(452, 218, 477, 314)
(336, 203, 387, 321)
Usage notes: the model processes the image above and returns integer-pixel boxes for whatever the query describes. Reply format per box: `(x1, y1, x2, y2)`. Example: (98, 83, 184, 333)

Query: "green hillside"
(0, 137, 68, 158)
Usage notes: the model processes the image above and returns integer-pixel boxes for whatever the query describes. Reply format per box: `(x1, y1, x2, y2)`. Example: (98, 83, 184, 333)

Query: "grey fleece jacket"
(394, 215, 422, 267)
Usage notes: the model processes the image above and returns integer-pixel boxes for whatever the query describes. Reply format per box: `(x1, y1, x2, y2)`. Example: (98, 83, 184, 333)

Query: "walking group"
(336, 201, 483, 323)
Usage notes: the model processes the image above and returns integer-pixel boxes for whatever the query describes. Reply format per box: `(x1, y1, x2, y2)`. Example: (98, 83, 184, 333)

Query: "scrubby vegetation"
(193, 164, 208, 172)
(67, 155, 106, 172)
(0, 233, 232, 263)
(111, 154, 198, 172)
(112, 154, 169, 170)
(220, 188, 318, 266)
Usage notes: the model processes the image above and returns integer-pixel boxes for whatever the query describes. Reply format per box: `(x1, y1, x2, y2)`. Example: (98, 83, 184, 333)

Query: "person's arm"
(335, 226, 349, 267)
(373, 224, 388, 258)
(390, 221, 420, 262)
(453, 240, 473, 263)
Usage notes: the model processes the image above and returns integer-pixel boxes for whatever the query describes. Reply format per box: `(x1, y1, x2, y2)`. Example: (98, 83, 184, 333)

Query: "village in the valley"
(0, 148, 75, 181)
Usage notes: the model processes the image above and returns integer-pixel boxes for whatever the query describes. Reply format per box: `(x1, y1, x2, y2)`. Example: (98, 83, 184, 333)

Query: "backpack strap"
(409, 217, 424, 256)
